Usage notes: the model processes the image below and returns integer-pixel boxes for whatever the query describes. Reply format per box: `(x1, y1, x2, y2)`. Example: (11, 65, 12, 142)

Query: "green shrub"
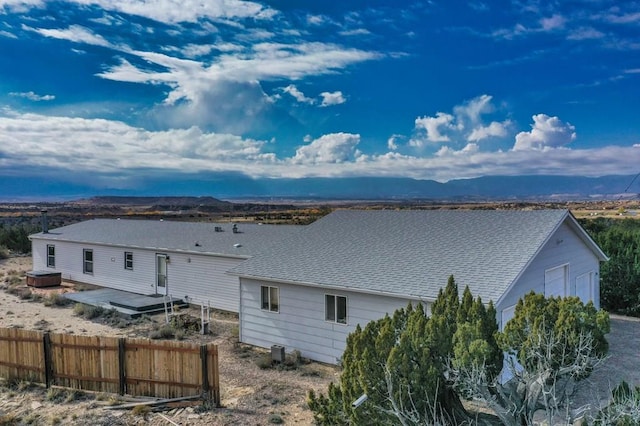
(256, 353, 274, 369)
(46, 387, 66, 403)
(0, 245, 9, 260)
(149, 324, 175, 340)
(43, 293, 72, 307)
(73, 303, 106, 319)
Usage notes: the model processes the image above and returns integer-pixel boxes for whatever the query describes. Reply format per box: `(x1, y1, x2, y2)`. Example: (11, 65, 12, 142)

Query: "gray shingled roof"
(230, 209, 599, 303)
(30, 219, 301, 258)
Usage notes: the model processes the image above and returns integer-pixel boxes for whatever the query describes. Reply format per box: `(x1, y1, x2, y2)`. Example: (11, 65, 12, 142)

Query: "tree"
(308, 276, 501, 425)
(309, 281, 610, 426)
(580, 217, 640, 316)
(591, 381, 640, 425)
(449, 292, 610, 425)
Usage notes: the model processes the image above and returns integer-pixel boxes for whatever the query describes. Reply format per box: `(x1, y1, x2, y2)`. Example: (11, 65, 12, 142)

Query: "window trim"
(260, 286, 279, 313)
(325, 294, 348, 325)
(124, 251, 133, 270)
(46, 244, 55, 268)
(83, 249, 94, 275)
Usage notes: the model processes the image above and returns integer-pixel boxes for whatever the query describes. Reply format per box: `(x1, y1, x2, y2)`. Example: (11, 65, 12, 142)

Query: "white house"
(229, 209, 608, 364)
(30, 219, 301, 312)
(30, 209, 607, 365)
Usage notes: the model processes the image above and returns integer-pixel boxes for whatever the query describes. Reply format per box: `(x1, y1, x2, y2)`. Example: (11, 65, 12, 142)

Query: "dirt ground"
(1, 256, 640, 425)
(0, 256, 338, 425)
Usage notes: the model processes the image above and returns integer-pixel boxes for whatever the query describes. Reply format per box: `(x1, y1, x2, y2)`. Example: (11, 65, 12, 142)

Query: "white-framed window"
(261, 286, 279, 313)
(124, 252, 133, 270)
(46, 244, 55, 268)
(83, 249, 93, 274)
(325, 294, 347, 324)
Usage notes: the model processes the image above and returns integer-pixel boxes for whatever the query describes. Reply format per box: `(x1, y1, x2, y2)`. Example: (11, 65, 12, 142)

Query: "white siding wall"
(240, 278, 419, 364)
(498, 222, 601, 312)
(31, 238, 243, 312)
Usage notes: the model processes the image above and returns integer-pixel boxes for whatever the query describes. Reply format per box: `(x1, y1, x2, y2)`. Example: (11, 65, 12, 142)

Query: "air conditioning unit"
(271, 345, 285, 363)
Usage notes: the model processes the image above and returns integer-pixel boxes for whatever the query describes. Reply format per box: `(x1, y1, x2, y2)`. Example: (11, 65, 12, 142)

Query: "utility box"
(271, 345, 285, 363)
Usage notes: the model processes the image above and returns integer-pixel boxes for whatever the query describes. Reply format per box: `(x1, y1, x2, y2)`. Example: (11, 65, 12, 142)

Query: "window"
(124, 252, 133, 270)
(83, 249, 93, 274)
(260, 286, 279, 312)
(326, 295, 347, 324)
(46, 245, 55, 268)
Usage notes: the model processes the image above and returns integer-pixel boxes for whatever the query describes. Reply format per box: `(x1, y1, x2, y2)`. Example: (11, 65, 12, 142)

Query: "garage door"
(545, 265, 568, 298)
(574, 272, 593, 304)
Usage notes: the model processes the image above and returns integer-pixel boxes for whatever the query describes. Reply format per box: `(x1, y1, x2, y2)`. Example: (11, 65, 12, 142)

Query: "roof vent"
(233, 243, 242, 248)
(195, 241, 201, 247)
(232, 224, 239, 234)
(41, 210, 48, 234)
(214, 226, 223, 232)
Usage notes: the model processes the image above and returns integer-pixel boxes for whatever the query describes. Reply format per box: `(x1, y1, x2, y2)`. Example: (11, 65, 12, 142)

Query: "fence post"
(200, 344, 209, 400)
(118, 338, 126, 396)
(42, 332, 52, 388)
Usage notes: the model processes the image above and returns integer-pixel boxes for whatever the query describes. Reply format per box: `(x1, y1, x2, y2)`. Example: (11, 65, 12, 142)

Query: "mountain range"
(2, 175, 638, 202)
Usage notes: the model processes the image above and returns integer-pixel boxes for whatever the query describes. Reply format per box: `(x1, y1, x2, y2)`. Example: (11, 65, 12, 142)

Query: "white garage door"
(575, 272, 593, 304)
(545, 265, 568, 298)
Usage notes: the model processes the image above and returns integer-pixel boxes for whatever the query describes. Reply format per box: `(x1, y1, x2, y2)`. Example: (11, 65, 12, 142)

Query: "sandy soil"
(0, 256, 337, 425)
(2, 255, 638, 425)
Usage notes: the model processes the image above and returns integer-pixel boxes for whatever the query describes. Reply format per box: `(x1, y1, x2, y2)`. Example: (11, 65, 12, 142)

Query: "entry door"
(156, 254, 168, 295)
(574, 272, 593, 304)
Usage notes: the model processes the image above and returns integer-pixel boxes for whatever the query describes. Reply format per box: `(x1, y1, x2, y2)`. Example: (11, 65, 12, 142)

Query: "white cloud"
(291, 133, 360, 164)
(411, 95, 509, 148)
(454, 94, 494, 127)
(604, 11, 640, 25)
(306, 14, 332, 26)
(25, 24, 112, 48)
(98, 42, 379, 107)
(540, 14, 566, 31)
(339, 28, 371, 36)
(0, 112, 639, 183)
(467, 120, 510, 142)
(0, 30, 17, 39)
(283, 85, 315, 104)
(320, 91, 345, 107)
(387, 135, 402, 150)
(413, 112, 455, 144)
(513, 114, 576, 151)
(567, 27, 605, 41)
(436, 143, 480, 156)
(9, 91, 55, 101)
(75, 0, 277, 25)
(0, 112, 274, 176)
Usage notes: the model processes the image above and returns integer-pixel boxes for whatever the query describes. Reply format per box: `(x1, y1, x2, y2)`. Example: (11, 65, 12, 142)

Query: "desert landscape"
(0, 256, 337, 425)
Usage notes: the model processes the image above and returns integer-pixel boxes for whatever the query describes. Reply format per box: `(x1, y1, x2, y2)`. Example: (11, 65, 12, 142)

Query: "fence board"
(0, 328, 45, 383)
(50, 334, 120, 393)
(0, 328, 219, 405)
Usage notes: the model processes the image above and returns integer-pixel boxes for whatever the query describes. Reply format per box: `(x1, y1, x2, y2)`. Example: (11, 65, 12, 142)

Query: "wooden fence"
(0, 328, 219, 405)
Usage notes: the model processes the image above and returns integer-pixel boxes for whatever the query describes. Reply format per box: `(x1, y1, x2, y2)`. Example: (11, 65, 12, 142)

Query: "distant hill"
(76, 196, 231, 207)
(1, 174, 638, 202)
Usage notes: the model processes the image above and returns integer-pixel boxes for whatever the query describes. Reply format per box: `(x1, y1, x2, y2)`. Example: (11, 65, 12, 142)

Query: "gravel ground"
(573, 315, 640, 413)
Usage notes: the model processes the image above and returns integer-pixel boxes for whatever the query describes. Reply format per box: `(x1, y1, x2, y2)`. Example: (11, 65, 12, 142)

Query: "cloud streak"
(1, 111, 638, 183)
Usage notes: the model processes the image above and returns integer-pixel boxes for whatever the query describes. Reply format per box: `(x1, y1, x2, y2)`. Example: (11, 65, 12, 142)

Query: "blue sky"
(1, 0, 639, 193)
